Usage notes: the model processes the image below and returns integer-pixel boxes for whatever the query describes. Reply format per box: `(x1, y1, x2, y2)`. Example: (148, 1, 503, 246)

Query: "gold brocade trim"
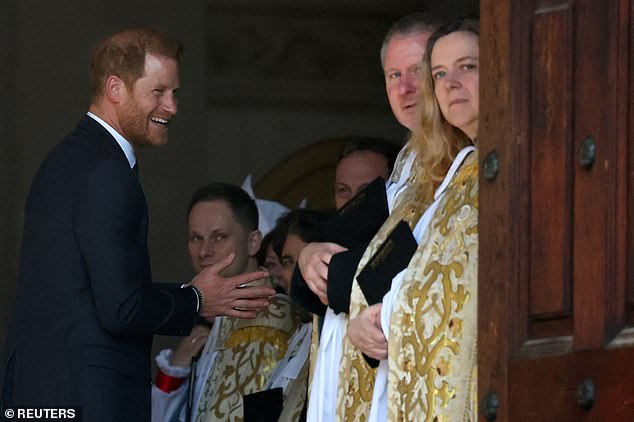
(336, 157, 432, 421)
(435, 160, 478, 237)
(225, 326, 292, 359)
(196, 293, 304, 422)
(387, 152, 479, 422)
(389, 143, 414, 185)
(278, 345, 310, 422)
(308, 314, 320, 395)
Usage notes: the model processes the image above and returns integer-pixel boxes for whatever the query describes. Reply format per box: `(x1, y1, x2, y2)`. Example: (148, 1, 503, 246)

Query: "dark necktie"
(132, 163, 139, 175)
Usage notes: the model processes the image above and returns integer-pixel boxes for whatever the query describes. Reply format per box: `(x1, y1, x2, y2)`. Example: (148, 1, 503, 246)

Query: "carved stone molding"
(206, 7, 394, 108)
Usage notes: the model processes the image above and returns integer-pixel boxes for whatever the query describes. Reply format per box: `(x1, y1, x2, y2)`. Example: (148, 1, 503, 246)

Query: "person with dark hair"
(272, 209, 329, 291)
(343, 18, 480, 421)
(152, 183, 304, 422)
(257, 229, 285, 283)
(185, 183, 261, 278)
(242, 174, 290, 290)
(254, 209, 328, 422)
(334, 137, 400, 210)
(0, 29, 273, 421)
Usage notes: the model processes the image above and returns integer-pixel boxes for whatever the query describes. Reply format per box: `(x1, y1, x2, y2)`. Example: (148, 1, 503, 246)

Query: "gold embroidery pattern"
(387, 155, 478, 422)
(197, 294, 304, 422)
(389, 143, 414, 185)
(277, 323, 311, 422)
(278, 353, 310, 422)
(435, 161, 478, 238)
(225, 326, 293, 365)
(336, 159, 432, 421)
(307, 314, 320, 394)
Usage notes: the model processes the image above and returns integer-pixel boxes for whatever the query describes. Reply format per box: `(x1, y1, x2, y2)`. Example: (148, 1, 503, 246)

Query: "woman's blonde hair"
(410, 17, 479, 198)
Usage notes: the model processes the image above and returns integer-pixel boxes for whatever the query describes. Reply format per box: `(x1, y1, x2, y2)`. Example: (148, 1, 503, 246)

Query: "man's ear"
(104, 75, 127, 104)
(247, 230, 263, 257)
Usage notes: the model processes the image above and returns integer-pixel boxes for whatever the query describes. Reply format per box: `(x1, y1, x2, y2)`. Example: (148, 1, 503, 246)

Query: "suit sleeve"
(74, 159, 197, 336)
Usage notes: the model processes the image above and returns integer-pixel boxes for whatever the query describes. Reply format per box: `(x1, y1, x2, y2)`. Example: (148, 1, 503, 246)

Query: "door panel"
(509, 348, 634, 421)
(571, 0, 612, 351)
(528, 2, 574, 322)
(479, 0, 633, 420)
(526, 2, 576, 342)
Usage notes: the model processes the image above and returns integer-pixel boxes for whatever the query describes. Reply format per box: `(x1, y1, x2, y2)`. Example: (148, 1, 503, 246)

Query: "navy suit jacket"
(1, 115, 197, 421)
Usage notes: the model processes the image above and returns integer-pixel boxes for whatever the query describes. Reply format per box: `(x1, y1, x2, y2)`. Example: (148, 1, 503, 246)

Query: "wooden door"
(479, 0, 634, 420)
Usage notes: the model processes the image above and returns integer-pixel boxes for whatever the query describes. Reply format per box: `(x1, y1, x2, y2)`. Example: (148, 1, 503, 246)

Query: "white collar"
(86, 112, 136, 169)
(434, 145, 476, 200)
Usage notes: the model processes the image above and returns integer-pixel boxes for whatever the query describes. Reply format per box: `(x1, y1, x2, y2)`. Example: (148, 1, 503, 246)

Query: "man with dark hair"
(0, 28, 273, 421)
(152, 183, 304, 422)
(187, 183, 259, 232)
(185, 183, 261, 279)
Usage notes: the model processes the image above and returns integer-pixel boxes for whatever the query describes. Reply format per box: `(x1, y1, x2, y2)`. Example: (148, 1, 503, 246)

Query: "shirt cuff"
(155, 348, 191, 378)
